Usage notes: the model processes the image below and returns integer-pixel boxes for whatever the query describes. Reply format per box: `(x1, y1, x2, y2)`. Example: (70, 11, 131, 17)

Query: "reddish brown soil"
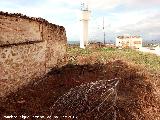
(0, 60, 159, 120)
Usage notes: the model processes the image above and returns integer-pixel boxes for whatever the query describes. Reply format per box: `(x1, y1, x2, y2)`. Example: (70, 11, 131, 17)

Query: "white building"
(116, 35, 142, 49)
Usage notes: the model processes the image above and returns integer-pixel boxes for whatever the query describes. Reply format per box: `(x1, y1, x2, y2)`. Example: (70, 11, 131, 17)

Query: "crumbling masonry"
(0, 11, 67, 97)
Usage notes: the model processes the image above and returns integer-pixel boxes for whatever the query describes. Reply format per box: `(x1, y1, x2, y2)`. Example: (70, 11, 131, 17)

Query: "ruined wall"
(0, 13, 42, 46)
(43, 23, 66, 71)
(0, 12, 67, 97)
(0, 42, 46, 97)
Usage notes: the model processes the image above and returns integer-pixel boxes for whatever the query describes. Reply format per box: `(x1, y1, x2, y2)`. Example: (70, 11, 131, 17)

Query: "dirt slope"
(0, 60, 159, 120)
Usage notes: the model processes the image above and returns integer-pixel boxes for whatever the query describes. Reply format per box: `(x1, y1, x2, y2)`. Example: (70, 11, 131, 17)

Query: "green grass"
(67, 46, 92, 55)
(67, 46, 160, 73)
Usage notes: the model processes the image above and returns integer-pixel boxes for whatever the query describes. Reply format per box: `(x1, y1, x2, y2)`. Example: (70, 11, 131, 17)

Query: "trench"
(0, 60, 158, 120)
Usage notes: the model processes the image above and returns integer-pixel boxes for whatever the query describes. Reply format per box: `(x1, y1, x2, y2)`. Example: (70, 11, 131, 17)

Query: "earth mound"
(0, 60, 159, 119)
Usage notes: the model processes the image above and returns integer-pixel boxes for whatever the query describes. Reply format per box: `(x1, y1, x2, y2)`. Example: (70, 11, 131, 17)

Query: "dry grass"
(67, 45, 160, 96)
(67, 46, 160, 73)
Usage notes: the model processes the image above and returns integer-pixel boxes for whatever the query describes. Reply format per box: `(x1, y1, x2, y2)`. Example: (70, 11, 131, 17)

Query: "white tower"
(80, 3, 91, 48)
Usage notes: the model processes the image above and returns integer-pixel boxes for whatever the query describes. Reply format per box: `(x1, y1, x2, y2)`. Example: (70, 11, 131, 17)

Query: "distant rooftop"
(117, 35, 141, 39)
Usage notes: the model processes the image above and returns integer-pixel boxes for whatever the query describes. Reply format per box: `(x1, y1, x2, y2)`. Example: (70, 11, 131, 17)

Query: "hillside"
(0, 45, 160, 120)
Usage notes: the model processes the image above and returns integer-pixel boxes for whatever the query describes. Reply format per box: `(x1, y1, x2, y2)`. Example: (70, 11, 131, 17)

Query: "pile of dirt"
(0, 60, 159, 120)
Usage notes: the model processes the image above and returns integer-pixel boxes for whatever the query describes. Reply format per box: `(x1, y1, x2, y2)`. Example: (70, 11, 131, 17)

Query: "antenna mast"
(103, 17, 106, 44)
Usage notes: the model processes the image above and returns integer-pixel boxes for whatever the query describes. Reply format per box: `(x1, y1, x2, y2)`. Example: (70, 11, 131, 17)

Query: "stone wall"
(43, 23, 66, 71)
(0, 11, 67, 97)
(0, 15, 42, 46)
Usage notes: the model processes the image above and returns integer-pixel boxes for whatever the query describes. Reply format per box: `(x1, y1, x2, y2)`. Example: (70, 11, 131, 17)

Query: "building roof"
(117, 36, 141, 39)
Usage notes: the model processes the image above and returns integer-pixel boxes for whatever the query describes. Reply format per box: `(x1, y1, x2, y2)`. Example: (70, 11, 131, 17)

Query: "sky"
(0, 0, 160, 43)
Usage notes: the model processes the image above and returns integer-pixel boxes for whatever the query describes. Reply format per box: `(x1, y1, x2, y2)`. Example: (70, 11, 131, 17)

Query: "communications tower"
(80, 3, 91, 48)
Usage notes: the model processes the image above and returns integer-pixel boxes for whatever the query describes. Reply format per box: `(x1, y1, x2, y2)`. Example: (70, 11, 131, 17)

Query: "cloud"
(0, 0, 80, 25)
(109, 13, 160, 41)
(123, 0, 160, 7)
(0, 0, 81, 41)
(89, 9, 160, 42)
(0, 0, 160, 41)
(86, 0, 160, 10)
(88, 0, 120, 10)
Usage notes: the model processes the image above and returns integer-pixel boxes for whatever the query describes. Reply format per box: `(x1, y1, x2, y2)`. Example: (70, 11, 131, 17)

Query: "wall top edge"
(0, 11, 65, 30)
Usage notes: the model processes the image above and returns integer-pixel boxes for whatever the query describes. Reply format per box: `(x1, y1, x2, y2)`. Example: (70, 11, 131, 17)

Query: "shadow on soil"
(0, 60, 159, 120)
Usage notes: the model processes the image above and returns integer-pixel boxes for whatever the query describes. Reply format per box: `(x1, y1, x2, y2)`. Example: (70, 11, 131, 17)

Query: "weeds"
(67, 45, 160, 73)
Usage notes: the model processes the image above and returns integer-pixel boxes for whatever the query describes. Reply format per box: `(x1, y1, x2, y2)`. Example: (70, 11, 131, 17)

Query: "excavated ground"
(0, 60, 159, 120)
